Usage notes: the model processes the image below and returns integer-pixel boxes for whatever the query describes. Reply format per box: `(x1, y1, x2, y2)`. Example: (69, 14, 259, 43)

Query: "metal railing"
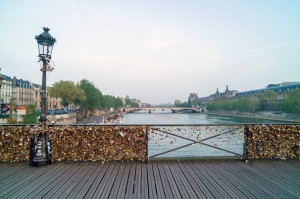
(0, 124, 299, 163)
(147, 125, 245, 159)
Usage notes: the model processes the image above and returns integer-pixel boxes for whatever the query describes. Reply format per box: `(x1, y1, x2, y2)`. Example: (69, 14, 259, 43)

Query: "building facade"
(0, 74, 13, 105)
(12, 76, 62, 111)
(210, 86, 239, 100)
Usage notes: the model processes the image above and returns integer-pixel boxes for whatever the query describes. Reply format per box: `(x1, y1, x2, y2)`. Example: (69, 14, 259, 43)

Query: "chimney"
(13, 76, 17, 87)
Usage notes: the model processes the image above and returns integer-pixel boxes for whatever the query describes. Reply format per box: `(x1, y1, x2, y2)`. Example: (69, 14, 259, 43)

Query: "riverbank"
(76, 113, 124, 124)
(205, 111, 300, 123)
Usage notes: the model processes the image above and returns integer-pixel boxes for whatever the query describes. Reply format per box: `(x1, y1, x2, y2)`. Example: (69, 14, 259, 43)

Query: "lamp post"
(30, 27, 56, 167)
(35, 27, 56, 122)
(0, 74, 3, 115)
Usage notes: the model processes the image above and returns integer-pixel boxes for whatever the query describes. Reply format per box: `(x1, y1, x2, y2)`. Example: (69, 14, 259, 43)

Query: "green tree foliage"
(175, 101, 189, 107)
(50, 81, 86, 107)
(23, 104, 38, 124)
(206, 97, 259, 114)
(78, 79, 102, 111)
(206, 89, 300, 115)
(257, 91, 277, 111)
(283, 89, 300, 114)
(102, 95, 123, 109)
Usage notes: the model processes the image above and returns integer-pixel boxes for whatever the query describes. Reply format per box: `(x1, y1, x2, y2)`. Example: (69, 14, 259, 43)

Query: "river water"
(122, 109, 289, 124)
(122, 109, 293, 158)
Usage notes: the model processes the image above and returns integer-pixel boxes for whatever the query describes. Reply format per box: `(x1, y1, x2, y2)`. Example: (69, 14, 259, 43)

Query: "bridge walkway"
(0, 160, 299, 198)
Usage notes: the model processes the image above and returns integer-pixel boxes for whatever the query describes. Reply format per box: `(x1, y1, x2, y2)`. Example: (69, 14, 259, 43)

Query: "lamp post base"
(30, 133, 52, 167)
(31, 157, 51, 167)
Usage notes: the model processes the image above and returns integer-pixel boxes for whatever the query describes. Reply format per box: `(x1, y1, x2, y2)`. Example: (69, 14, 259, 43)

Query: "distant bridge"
(123, 107, 205, 113)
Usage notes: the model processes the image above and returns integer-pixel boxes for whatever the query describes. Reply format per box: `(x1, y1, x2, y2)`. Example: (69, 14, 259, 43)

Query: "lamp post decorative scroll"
(30, 27, 56, 167)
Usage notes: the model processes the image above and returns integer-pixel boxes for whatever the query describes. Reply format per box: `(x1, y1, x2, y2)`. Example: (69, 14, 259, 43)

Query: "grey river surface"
(122, 109, 289, 158)
(122, 109, 289, 124)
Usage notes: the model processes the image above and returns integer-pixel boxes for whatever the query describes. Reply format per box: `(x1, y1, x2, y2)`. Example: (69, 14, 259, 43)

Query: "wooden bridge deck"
(0, 160, 299, 199)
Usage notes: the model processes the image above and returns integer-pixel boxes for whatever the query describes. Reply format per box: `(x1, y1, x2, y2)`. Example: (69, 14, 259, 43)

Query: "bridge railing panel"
(148, 125, 245, 159)
(245, 125, 300, 159)
(0, 124, 299, 163)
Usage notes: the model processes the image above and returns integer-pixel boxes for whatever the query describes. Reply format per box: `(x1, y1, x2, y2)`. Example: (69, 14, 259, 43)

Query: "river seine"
(122, 109, 288, 124)
(121, 109, 292, 158)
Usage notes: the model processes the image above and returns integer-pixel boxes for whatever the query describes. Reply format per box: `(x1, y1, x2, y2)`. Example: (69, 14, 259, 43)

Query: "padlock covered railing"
(0, 124, 299, 163)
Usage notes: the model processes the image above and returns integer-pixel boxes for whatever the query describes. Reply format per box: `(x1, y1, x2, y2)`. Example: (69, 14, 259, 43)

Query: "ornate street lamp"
(30, 27, 56, 167)
(35, 27, 56, 122)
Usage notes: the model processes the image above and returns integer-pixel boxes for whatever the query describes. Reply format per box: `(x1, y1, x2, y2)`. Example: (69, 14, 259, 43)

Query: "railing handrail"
(1, 123, 299, 127)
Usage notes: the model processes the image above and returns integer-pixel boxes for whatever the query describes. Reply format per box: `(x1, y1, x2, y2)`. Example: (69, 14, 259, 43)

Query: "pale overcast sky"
(1, 0, 300, 104)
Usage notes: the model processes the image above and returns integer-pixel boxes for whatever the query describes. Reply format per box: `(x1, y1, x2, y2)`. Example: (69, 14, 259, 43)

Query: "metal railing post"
(146, 125, 149, 163)
(243, 125, 249, 162)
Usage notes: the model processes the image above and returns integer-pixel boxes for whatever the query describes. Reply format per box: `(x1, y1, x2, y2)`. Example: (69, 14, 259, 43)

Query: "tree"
(257, 91, 277, 111)
(23, 104, 38, 124)
(78, 79, 102, 111)
(50, 81, 86, 108)
(283, 89, 300, 114)
(102, 95, 123, 109)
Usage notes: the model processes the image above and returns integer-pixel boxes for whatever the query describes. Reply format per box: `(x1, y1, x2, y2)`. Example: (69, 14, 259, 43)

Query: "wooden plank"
(73, 163, 105, 199)
(33, 164, 77, 198)
(25, 164, 73, 198)
(238, 161, 300, 198)
(173, 161, 199, 199)
(236, 161, 297, 198)
(167, 161, 190, 199)
(199, 160, 240, 198)
(133, 162, 142, 199)
(4, 164, 66, 199)
(275, 160, 300, 172)
(252, 160, 300, 180)
(50, 164, 92, 198)
(1, 160, 300, 199)
(125, 162, 137, 199)
(116, 163, 131, 198)
(178, 161, 212, 199)
(100, 163, 121, 199)
(0, 164, 51, 198)
(189, 161, 227, 198)
(157, 162, 175, 199)
(108, 163, 126, 199)
(253, 161, 300, 185)
(204, 161, 251, 198)
(221, 161, 282, 198)
(0, 165, 33, 194)
(147, 163, 158, 199)
(92, 162, 116, 198)
(83, 163, 110, 198)
(38, 163, 83, 199)
(0, 164, 29, 181)
(141, 163, 149, 199)
(220, 160, 278, 198)
(64, 164, 98, 198)
(152, 162, 166, 199)
(181, 161, 214, 199)
(211, 160, 262, 198)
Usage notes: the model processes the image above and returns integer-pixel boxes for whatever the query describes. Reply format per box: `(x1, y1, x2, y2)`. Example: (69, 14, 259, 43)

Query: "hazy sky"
(1, 0, 300, 104)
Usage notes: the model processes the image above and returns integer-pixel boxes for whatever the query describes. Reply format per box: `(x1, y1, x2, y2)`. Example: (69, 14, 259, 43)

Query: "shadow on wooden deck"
(0, 160, 299, 198)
